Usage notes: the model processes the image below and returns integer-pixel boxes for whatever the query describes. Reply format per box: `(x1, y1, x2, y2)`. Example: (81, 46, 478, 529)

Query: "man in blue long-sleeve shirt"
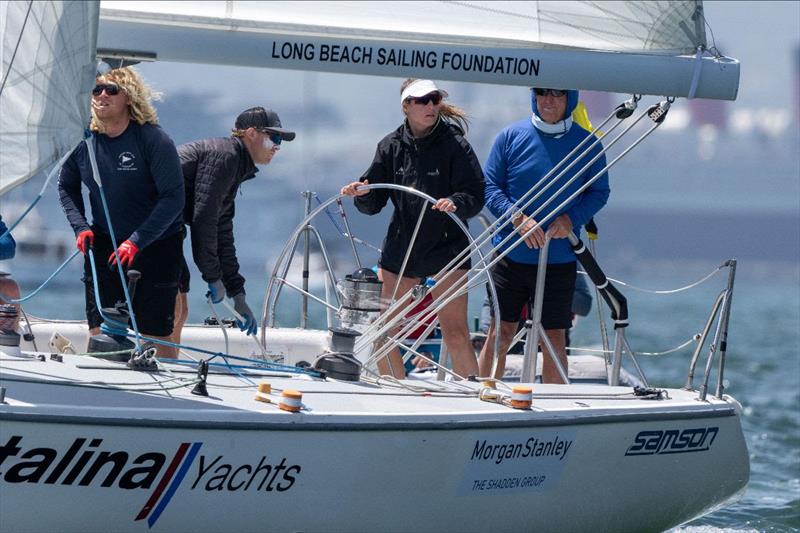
(478, 88, 610, 382)
(58, 67, 184, 357)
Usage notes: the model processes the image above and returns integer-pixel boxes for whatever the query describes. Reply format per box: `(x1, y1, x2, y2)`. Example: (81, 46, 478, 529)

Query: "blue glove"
(232, 293, 257, 336)
(207, 280, 226, 304)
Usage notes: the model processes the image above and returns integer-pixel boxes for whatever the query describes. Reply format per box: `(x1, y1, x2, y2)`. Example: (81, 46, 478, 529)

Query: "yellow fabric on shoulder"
(572, 101, 598, 134)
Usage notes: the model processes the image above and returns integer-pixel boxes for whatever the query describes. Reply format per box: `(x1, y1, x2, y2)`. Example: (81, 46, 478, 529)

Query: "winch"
(337, 267, 382, 328)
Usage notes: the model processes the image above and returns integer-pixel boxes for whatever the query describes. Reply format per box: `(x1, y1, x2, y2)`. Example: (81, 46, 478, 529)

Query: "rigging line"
(0, 0, 33, 97)
(85, 135, 142, 348)
(0, 250, 80, 304)
(0, 373, 198, 391)
(314, 196, 381, 253)
(568, 336, 698, 357)
(401, 102, 662, 329)
(605, 265, 725, 294)
(0, 146, 76, 240)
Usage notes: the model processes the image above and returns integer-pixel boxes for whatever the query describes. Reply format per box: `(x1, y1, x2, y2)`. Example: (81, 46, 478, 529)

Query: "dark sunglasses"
(407, 92, 443, 106)
(257, 130, 282, 145)
(92, 83, 120, 96)
(534, 88, 567, 97)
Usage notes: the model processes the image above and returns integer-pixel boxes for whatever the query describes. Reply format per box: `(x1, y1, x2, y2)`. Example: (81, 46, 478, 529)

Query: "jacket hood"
(531, 89, 580, 120)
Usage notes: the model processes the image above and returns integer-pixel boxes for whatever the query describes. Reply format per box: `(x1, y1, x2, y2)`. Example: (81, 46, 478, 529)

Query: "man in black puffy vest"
(173, 107, 295, 343)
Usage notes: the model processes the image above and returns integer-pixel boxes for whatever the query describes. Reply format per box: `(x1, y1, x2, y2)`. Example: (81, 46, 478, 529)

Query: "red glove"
(76, 229, 94, 255)
(108, 240, 139, 268)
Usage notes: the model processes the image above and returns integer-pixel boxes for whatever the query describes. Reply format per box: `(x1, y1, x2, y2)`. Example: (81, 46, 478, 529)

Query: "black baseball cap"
(235, 106, 296, 141)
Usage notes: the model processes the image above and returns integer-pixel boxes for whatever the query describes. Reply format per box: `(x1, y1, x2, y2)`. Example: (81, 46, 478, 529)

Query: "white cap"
(400, 79, 448, 104)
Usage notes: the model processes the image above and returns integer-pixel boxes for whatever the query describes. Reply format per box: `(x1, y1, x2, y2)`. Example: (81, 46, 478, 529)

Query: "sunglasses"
(92, 83, 120, 96)
(257, 130, 282, 145)
(407, 92, 443, 106)
(534, 88, 567, 97)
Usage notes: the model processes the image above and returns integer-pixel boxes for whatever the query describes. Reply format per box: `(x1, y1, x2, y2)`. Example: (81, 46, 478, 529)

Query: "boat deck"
(0, 349, 739, 428)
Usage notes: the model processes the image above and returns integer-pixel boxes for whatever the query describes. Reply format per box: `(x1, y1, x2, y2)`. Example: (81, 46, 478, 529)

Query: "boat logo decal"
(458, 431, 575, 496)
(625, 427, 719, 456)
(0, 435, 303, 528)
(269, 41, 541, 78)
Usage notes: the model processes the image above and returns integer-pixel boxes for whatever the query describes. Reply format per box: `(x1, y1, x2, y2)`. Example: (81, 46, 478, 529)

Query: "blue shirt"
(0, 215, 15, 260)
(485, 118, 610, 264)
(58, 122, 184, 249)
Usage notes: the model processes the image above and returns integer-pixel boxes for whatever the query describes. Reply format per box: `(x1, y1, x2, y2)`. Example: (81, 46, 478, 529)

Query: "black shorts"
(178, 255, 190, 294)
(490, 257, 576, 330)
(83, 229, 183, 336)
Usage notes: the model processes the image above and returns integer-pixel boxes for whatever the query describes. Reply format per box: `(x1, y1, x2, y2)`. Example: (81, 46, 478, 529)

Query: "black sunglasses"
(257, 129, 282, 145)
(534, 88, 567, 97)
(407, 92, 443, 106)
(92, 83, 120, 96)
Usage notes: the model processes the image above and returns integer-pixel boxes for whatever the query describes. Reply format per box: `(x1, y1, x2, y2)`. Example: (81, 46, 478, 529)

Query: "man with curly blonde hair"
(58, 67, 185, 357)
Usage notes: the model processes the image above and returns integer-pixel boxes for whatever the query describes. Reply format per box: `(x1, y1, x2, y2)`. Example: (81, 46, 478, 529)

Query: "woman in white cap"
(341, 78, 485, 379)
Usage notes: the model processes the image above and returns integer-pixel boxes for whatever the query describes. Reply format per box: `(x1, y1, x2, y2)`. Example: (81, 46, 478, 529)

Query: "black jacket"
(179, 137, 258, 296)
(355, 119, 485, 277)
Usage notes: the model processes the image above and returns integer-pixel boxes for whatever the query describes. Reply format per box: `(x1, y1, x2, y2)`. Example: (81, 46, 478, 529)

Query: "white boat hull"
(0, 350, 749, 532)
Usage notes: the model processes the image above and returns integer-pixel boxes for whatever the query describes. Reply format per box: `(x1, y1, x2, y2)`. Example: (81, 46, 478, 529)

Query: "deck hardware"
(254, 382, 272, 403)
(191, 359, 209, 396)
(510, 386, 533, 409)
(633, 386, 668, 400)
(279, 389, 303, 412)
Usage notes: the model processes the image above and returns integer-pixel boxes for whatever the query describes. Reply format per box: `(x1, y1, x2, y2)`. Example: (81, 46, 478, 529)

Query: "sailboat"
(1, 2, 748, 531)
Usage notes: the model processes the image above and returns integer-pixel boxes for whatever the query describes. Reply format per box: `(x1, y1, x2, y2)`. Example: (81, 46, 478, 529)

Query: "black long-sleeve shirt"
(58, 122, 184, 249)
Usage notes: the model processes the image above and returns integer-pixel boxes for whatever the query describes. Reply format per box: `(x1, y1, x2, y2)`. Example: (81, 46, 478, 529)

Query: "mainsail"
(0, 0, 99, 195)
(97, 0, 738, 100)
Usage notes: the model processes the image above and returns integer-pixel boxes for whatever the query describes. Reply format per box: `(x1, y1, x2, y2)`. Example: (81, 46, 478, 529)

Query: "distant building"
(688, 97, 728, 132)
(795, 44, 800, 125)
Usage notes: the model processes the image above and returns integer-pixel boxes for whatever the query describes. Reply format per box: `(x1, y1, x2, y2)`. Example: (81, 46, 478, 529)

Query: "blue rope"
(0, 250, 81, 304)
(85, 135, 142, 348)
(124, 332, 324, 378)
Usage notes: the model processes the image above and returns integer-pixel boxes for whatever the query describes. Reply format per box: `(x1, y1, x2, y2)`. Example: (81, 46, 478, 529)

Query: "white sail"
(97, 0, 739, 100)
(0, 0, 99, 195)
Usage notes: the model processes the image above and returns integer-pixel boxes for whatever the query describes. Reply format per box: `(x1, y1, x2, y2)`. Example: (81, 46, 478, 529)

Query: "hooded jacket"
(179, 136, 258, 297)
(355, 119, 485, 278)
(484, 89, 610, 264)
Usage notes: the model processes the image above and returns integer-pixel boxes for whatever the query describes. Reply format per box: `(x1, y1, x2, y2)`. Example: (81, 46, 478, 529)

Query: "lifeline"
(471, 436, 573, 464)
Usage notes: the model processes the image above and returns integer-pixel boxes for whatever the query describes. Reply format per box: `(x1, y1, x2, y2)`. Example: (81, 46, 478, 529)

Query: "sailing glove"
(76, 229, 94, 255)
(232, 293, 257, 336)
(108, 240, 138, 268)
(207, 280, 226, 304)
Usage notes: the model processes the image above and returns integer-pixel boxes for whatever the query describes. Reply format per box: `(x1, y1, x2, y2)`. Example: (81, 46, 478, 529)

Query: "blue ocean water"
(599, 277, 800, 531)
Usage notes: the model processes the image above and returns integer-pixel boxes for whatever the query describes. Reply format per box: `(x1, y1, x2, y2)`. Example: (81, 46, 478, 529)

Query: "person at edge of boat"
(477, 88, 610, 383)
(57, 66, 185, 358)
(171, 106, 295, 343)
(478, 271, 593, 355)
(0, 214, 21, 332)
(340, 78, 485, 379)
